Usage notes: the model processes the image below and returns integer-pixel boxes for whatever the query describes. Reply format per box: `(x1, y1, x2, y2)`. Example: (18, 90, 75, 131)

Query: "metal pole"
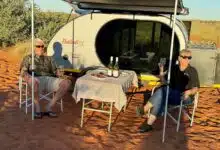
(66, 8, 74, 24)
(31, 0, 35, 120)
(162, 0, 179, 143)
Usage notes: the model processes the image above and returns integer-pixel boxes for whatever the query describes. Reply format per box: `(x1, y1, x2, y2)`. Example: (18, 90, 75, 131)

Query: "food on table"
(91, 72, 106, 78)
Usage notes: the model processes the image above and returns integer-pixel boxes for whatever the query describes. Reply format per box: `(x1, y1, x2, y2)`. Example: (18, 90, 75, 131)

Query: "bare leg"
(26, 76, 41, 112)
(46, 79, 71, 111)
(147, 114, 157, 125)
(144, 101, 153, 113)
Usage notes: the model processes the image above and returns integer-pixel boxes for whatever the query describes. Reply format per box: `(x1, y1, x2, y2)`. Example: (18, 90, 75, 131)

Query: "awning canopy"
(63, 0, 189, 15)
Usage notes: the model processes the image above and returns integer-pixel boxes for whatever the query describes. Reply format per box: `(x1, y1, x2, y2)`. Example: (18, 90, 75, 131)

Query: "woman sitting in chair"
(136, 49, 200, 132)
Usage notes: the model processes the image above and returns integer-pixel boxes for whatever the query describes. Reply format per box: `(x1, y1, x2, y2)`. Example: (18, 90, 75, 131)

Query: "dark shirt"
(20, 54, 57, 77)
(169, 65, 200, 92)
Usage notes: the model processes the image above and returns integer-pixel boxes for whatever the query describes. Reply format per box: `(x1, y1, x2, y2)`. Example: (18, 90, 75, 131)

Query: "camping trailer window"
(95, 19, 180, 74)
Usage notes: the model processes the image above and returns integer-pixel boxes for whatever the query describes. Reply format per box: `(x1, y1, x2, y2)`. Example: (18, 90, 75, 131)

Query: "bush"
(0, 0, 72, 48)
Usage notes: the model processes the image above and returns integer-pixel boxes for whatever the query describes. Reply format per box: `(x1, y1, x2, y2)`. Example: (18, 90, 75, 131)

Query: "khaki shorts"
(35, 76, 64, 93)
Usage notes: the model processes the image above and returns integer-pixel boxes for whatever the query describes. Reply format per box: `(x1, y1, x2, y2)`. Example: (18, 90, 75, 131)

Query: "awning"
(63, 0, 189, 15)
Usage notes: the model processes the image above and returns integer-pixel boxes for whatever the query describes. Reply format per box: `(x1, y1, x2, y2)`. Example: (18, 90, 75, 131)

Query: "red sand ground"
(0, 50, 219, 150)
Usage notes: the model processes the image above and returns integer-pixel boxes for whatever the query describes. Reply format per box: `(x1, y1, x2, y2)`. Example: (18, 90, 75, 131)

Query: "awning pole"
(162, 0, 179, 143)
(66, 8, 74, 23)
(31, 0, 35, 120)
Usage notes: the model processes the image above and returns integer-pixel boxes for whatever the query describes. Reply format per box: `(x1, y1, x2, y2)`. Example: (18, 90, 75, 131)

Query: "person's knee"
(148, 86, 166, 113)
(150, 87, 164, 103)
(28, 79, 39, 93)
(60, 79, 72, 90)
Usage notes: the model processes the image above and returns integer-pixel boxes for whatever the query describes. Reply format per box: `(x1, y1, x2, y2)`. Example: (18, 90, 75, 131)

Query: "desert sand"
(0, 49, 219, 150)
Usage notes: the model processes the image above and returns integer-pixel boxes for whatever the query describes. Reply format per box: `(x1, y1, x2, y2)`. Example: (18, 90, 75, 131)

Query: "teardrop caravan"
(47, 13, 188, 75)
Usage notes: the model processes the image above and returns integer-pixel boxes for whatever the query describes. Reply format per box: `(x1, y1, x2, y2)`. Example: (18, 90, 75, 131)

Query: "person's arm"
(184, 68, 200, 99)
(184, 87, 198, 96)
(50, 57, 58, 77)
(158, 63, 167, 83)
(20, 55, 31, 81)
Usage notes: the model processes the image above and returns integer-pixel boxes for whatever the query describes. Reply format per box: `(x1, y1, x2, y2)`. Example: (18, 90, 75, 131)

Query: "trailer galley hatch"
(95, 19, 180, 74)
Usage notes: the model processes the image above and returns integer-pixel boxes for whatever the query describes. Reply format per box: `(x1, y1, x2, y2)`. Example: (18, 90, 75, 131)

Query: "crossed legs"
(46, 79, 71, 112)
(137, 86, 182, 132)
(26, 75, 71, 117)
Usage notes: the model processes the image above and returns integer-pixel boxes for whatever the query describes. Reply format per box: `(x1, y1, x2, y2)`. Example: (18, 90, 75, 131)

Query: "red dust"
(0, 50, 219, 150)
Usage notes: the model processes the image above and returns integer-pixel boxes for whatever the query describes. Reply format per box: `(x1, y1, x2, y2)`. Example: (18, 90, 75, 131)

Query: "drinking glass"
(159, 58, 166, 66)
(58, 65, 64, 77)
(29, 64, 36, 72)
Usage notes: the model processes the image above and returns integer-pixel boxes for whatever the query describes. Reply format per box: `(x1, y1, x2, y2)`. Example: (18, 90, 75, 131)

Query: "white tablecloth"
(72, 68, 138, 111)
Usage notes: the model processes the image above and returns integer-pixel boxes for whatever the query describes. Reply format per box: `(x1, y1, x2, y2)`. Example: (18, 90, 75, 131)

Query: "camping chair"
(150, 85, 199, 132)
(19, 76, 63, 114)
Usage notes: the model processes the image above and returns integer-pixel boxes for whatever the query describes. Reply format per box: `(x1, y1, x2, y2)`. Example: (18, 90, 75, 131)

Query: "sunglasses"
(180, 55, 192, 60)
(36, 45, 44, 48)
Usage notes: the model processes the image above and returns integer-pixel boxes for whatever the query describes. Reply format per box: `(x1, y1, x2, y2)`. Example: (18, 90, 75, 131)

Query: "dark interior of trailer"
(95, 19, 180, 74)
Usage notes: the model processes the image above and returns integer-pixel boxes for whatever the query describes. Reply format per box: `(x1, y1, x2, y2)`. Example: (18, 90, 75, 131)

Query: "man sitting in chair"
(136, 49, 200, 132)
(20, 38, 72, 119)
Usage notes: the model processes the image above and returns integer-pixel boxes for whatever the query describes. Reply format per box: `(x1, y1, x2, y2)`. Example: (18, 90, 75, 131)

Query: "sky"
(35, 0, 220, 20)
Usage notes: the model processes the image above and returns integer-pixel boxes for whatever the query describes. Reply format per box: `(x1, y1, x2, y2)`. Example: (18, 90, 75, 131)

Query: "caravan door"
(190, 49, 218, 86)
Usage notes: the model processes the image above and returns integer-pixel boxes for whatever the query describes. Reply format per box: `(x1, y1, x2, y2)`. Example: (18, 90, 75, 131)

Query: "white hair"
(35, 38, 44, 46)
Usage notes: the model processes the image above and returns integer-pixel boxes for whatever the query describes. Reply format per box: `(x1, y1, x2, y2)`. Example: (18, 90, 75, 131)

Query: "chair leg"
(177, 100, 183, 132)
(190, 102, 197, 127)
(19, 77, 22, 108)
(108, 102, 113, 132)
(123, 102, 126, 112)
(80, 99, 85, 128)
(61, 99, 63, 112)
(19, 88, 22, 109)
(25, 84, 28, 114)
(101, 102, 104, 110)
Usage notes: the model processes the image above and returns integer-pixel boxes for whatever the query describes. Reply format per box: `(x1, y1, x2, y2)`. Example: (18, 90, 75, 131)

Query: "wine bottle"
(107, 56, 113, 77)
(113, 57, 119, 78)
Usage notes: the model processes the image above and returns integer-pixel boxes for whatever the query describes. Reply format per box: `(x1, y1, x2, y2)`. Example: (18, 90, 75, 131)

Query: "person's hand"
(158, 63, 164, 71)
(184, 90, 191, 100)
(158, 63, 166, 76)
(56, 70, 61, 77)
(56, 69, 64, 77)
(23, 73, 31, 82)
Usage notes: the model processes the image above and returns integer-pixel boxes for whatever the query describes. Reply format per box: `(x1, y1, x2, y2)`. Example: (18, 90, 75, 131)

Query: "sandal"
(34, 112, 42, 119)
(44, 111, 57, 118)
(139, 123, 153, 133)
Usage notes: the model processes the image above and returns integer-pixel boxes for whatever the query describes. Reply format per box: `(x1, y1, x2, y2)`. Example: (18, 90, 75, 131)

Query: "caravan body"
(47, 13, 188, 70)
(47, 0, 219, 86)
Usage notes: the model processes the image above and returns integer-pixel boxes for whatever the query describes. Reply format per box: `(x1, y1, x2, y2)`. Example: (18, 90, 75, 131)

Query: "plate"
(91, 69, 107, 76)
(90, 73, 107, 80)
(120, 71, 130, 77)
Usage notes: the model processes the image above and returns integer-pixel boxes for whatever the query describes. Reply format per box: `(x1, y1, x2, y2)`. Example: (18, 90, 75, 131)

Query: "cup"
(72, 54, 81, 70)
(29, 64, 36, 72)
(159, 58, 166, 66)
(58, 65, 64, 77)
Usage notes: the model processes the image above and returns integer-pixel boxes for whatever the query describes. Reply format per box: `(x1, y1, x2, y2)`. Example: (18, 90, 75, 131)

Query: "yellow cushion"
(139, 74, 160, 81)
(63, 68, 81, 73)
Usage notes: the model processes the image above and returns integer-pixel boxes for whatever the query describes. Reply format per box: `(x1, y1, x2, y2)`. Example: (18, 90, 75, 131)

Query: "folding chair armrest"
(151, 81, 169, 96)
(193, 92, 199, 108)
(18, 76, 23, 90)
(180, 91, 199, 107)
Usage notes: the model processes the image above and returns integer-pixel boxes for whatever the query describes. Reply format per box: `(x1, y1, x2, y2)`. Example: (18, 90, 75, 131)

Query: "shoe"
(136, 105, 145, 117)
(139, 123, 153, 133)
(34, 112, 42, 119)
(44, 111, 57, 118)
